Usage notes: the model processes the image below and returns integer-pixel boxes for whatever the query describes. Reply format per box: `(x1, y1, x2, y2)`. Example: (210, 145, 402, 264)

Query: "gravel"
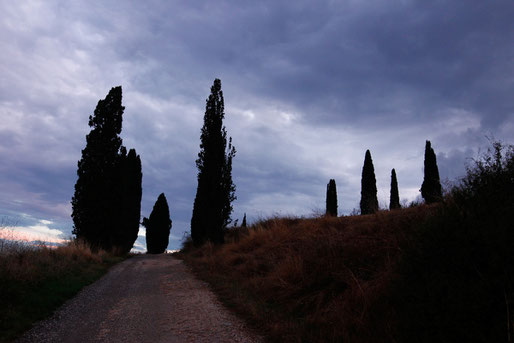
(17, 255, 263, 343)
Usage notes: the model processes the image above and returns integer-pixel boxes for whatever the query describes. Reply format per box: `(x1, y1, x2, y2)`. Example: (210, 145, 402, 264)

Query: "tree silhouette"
(72, 86, 142, 252)
(72, 86, 123, 250)
(390, 168, 401, 210)
(191, 79, 236, 245)
(326, 179, 338, 216)
(113, 148, 142, 254)
(360, 150, 378, 215)
(421, 140, 443, 203)
(241, 213, 247, 228)
(143, 193, 172, 254)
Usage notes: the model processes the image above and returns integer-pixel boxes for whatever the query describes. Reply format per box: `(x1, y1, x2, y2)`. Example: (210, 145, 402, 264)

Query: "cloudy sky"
(1, 1, 513, 251)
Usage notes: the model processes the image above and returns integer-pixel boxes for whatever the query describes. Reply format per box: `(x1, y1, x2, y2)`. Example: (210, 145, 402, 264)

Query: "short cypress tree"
(191, 79, 236, 245)
(421, 140, 443, 203)
(241, 213, 247, 228)
(360, 150, 379, 215)
(143, 193, 172, 254)
(326, 179, 338, 216)
(390, 168, 401, 210)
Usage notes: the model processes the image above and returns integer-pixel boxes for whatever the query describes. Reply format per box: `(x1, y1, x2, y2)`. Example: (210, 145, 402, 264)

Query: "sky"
(0, 1, 513, 251)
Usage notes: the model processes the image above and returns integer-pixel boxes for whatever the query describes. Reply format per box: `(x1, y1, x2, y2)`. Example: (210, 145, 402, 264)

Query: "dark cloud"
(0, 1, 512, 250)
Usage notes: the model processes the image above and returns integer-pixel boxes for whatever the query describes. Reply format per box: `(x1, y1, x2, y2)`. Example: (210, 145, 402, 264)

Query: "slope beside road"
(17, 254, 263, 343)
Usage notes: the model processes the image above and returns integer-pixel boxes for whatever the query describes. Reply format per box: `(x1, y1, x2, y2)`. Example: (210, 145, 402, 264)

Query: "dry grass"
(179, 143, 514, 343)
(0, 240, 104, 280)
(179, 206, 437, 342)
(0, 238, 125, 342)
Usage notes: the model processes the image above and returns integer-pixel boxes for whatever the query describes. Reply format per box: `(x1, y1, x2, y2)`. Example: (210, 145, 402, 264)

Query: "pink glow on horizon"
(0, 227, 67, 244)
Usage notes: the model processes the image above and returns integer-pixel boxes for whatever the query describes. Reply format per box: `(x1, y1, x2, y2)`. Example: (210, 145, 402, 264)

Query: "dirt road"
(17, 255, 263, 343)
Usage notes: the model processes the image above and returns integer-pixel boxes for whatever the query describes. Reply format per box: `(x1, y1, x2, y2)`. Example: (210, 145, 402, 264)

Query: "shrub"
(395, 141, 514, 342)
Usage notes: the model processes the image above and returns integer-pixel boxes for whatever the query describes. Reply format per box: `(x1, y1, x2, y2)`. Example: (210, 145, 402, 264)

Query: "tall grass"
(0, 238, 125, 342)
(179, 141, 514, 342)
(179, 207, 436, 342)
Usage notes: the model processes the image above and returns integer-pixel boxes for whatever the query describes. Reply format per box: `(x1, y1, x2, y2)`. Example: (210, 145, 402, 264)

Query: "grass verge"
(0, 240, 126, 342)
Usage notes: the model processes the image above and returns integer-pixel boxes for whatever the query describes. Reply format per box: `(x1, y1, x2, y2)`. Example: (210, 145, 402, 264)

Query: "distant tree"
(360, 150, 378, 215)
(191, 79, 236, 245)
(241, 213, 247, 227)
(421, 140, 443, 203)
(143, 193, 172, 254)
(326, 179, 338, 216)
(71, 86, 142, 252)
(390, 168, 401, 210)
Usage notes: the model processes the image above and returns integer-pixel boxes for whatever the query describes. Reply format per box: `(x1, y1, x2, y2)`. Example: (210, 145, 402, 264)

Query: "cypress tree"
(71, 86, 142, 253)
(113, 148, 143, 254)
(143, 193, 172, 254)
(72, 86, 124, 250)
(241, 213, 247, 228)
(421, 140, 443, 203)
(326, 179, 338, 216)
(360, 150, 379, 215)
(390, 168, 401, 210)
(191, 79, 236, 245)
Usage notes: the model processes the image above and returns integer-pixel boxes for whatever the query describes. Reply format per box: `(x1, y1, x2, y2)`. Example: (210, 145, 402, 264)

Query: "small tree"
(143, 193, 172, 254)
(390, 168, 401, 210)
(326, 179, 338, 216)
(421, 140, 442, 203)
(241, 213, 247, 227)
(360, 150, 378, 215)
(191, 79, 236, 245)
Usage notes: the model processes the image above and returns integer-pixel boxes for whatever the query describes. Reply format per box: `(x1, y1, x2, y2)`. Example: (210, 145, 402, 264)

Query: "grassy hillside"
(0, 240, 125, 342)
(179, 142, 514, 342)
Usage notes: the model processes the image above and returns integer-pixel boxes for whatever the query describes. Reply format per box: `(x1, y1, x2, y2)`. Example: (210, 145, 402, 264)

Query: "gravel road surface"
(17, 255, 263, 343)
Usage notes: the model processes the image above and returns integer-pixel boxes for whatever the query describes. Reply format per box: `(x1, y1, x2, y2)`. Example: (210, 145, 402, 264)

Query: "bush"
(395, 141, 514, 342)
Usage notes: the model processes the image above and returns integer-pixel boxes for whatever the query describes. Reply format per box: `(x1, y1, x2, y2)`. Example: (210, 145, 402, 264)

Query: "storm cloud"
(1, 1, 512, 250)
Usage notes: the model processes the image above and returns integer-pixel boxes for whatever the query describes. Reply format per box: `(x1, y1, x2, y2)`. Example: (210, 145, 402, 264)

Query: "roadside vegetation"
(0, 238, 125, 342)
(179, 141, 514, 342)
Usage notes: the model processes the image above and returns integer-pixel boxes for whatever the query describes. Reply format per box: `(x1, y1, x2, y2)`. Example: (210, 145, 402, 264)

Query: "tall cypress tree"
(72, 87, 124, 250)
(72, 86, 142, 252)
(360, 150, 379, 215)
(326, 179, 338, 216)
(421, 140, 443, 203)
(191, 79, 236, 245)
(143, 193, 172, 254)
(113, 148, 143, 254)
(390, 168, 401, 210)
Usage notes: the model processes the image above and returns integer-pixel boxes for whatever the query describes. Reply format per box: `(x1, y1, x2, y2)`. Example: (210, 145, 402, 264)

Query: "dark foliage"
(420, 140, 442, 203)
(360, 150, 378, 215)
(113, 148, 143, 254)
(143, 193, 172, 254)
(389, 168, 401, 210)
(72, 87, 123, 250)
(191, 79, 236, 245)
(71, 86, 142, 253)
(395, 142, 514, 342)
(241, 213, 247, 228)
(326, 179, 338, 216)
